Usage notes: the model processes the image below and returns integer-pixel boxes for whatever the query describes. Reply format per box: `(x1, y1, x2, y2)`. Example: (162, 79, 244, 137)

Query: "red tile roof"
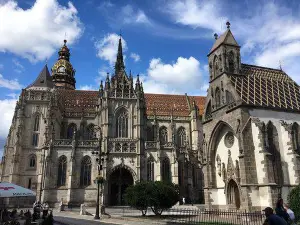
(57, 90, 206, 116)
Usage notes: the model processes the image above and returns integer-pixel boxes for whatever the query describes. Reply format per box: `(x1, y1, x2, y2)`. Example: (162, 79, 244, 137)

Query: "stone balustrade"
(145, 141, 158, 149)
(108, 138, 137, 153)
(53, 139, 72, 146)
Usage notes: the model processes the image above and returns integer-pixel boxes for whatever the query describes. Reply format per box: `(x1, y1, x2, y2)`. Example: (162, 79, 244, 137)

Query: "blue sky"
(1, 0, 300, 156)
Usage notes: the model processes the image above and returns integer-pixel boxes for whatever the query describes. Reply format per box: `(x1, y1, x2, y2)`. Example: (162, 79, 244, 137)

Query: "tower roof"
(114, 37, 125, 75)
(26, 65, 54, 88)
(208, 22, 240, 56)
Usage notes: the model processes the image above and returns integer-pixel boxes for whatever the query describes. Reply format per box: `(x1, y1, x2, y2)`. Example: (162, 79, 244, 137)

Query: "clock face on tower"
(58, 66, 66, 73)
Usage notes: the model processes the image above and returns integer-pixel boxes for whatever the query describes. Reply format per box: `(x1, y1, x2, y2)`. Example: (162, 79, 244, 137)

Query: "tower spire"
(114, 36, 125, 75)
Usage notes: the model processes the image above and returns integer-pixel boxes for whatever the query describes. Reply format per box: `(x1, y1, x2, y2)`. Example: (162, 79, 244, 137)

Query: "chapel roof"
(56, 89, 206, 117)
(230, 63, 300, 111)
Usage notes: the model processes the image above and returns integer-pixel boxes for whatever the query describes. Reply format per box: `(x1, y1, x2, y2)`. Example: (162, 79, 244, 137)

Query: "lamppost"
(92, 127, 109, 220)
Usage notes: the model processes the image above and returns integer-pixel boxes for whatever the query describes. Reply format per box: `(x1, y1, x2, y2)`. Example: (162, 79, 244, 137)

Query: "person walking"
(263, 207, 288, 225)
(275, 198, 290, 222)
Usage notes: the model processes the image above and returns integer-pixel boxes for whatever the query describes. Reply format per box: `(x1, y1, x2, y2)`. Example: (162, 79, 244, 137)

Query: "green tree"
(288, 185, 300, 220)
(124, 181, 180, 216)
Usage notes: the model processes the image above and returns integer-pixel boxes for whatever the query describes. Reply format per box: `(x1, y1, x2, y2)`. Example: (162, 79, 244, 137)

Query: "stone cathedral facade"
(1, 22, 300, 211)
(0, 37, 204, 207)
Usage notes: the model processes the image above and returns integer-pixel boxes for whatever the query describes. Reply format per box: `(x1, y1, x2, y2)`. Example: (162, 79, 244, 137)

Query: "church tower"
(51, 40, 76, 90)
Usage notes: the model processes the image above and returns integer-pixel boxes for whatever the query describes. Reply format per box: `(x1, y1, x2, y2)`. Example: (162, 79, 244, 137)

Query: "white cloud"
(12, 58, 25, 73)
(0, 98, 17, 139)
(0, 0, 83, 63)
(141, 56, 205, 94)
(95, 33, 127, 65)
(164, 0, 227, 33)
(0, 74, 23, 90)
(121, 5, 151, 25)
(130, 53, 140, 62)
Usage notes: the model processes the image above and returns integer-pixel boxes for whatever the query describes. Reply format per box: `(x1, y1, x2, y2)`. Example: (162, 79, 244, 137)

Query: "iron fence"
(118, 207, 265, 225)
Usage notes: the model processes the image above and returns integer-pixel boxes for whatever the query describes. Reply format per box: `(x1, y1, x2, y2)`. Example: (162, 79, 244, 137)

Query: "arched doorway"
(227, 179, 241, 209)
(108, 167, 134, 206)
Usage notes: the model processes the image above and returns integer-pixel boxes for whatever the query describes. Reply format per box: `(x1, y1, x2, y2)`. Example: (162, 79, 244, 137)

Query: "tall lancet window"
(32, 115, 40, 147)
(57, 155, 67, 187)
(177, 127, 186, 147)
(116, 108, 128, 138)
(147, 157, 155, 181)
(161, 157, 171, 183)
(292, 123, 299, 151)
(80, 156, 92, 186)
(215, 87, 221, 108)
(67, 123, 77, 139)
(159, 127, 168, 145)
(228, 51, 235, 73)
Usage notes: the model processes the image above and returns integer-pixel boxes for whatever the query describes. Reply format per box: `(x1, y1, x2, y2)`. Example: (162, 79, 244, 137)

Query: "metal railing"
(116, 207, 265, 225)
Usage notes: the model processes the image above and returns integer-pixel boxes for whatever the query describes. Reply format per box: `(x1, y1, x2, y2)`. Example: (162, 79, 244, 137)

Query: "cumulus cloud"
(95, 33, 127, 65)
(130, 53, 140, 62)
(141, 56, 205, 95)
(0, 0, 83, 63)
(163, 0, 227, 33)
(0, 97, 17, 139)
(0, 74, 23, 90)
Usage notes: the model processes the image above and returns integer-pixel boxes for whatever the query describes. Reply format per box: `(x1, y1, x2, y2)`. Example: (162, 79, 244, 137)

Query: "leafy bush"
(124, 181, 180, 216)
(288, 185, 300, 220)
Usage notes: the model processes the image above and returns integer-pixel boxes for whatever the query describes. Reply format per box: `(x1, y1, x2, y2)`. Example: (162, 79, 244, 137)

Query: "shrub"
(124, 181, 180, 216)
(288, 185, 300, 220)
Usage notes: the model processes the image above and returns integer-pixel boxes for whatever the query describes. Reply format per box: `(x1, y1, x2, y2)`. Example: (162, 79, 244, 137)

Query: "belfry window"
(80, 156, 92, 186)
(159, 127, 168, 145)
(228, 51, 235, 73)
(147, 157, 155, 181)
(177, 127, 186, 147)
(57, 155, 67, 187)
(116, 108, 128, 138)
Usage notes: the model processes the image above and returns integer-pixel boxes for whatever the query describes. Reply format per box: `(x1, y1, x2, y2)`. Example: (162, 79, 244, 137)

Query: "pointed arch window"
(57, 156, 67, 187)
(67, 123, 77, 139)
(159, 127, 168, 145)
(161, 157, 171, 183)
(205, 101, 212, 120)
(86, 124, 96, 140)
(215, 87, 221, 108)
(116, 108, 128, 138)
(147, 157, 155, 181)
(178, 161, 184, 186)
(177, 127, 186, 147)
(228, 51, 235, 73)
(80, 156, 92, 186)
(32, 115, 40, 147)
(29, 155, 36, 168)
(267, 122, 274, 150)
(213, 56, 219, 78)
(292, 123, 299, 151)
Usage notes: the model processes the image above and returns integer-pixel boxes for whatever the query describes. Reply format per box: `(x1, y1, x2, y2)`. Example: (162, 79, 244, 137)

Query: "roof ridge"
(241, 63, 283, 72)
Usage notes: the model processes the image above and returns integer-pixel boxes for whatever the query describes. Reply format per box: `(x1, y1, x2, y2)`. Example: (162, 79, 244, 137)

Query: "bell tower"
(51, 40, 76, 90)
(208, 21, 241, 81)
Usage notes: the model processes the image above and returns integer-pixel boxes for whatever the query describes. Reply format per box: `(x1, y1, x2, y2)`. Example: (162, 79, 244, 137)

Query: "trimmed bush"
(124, 181, 180, 216)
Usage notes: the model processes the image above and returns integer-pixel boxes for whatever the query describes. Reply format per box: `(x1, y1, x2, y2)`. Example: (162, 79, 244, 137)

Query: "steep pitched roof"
(209, 29, 240, 55)
(56, 90, 206, 116)
(229, 64, 300, 111)
(27, 65, 54, 88)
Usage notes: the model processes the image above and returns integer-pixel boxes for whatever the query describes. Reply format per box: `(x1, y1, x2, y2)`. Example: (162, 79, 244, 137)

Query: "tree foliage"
(124, 181, 180, 216)
(288, 185, 300, 220)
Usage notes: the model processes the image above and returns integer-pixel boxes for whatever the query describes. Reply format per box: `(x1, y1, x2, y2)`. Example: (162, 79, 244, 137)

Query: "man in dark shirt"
(263, 207, 288, 225)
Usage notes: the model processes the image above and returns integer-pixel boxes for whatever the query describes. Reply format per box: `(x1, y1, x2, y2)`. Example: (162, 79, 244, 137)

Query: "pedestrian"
(284, 204, 295, 224)
(182, 197, 185, 205)
(275, 198, 290, 222)
(263, 207, 288, 225)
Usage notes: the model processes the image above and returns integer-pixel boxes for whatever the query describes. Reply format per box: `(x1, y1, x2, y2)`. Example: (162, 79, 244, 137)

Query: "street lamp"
(92, 127, 109, 220)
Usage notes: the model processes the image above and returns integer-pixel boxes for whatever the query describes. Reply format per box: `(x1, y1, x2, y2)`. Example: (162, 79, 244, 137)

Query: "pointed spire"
(26, 65, 54, 88)
(105, 72, 110, 90)
(114, 36, 125, 75)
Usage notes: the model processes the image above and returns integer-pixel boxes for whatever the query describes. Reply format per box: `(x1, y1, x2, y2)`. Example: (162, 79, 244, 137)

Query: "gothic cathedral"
(1, 22, 300, 211)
